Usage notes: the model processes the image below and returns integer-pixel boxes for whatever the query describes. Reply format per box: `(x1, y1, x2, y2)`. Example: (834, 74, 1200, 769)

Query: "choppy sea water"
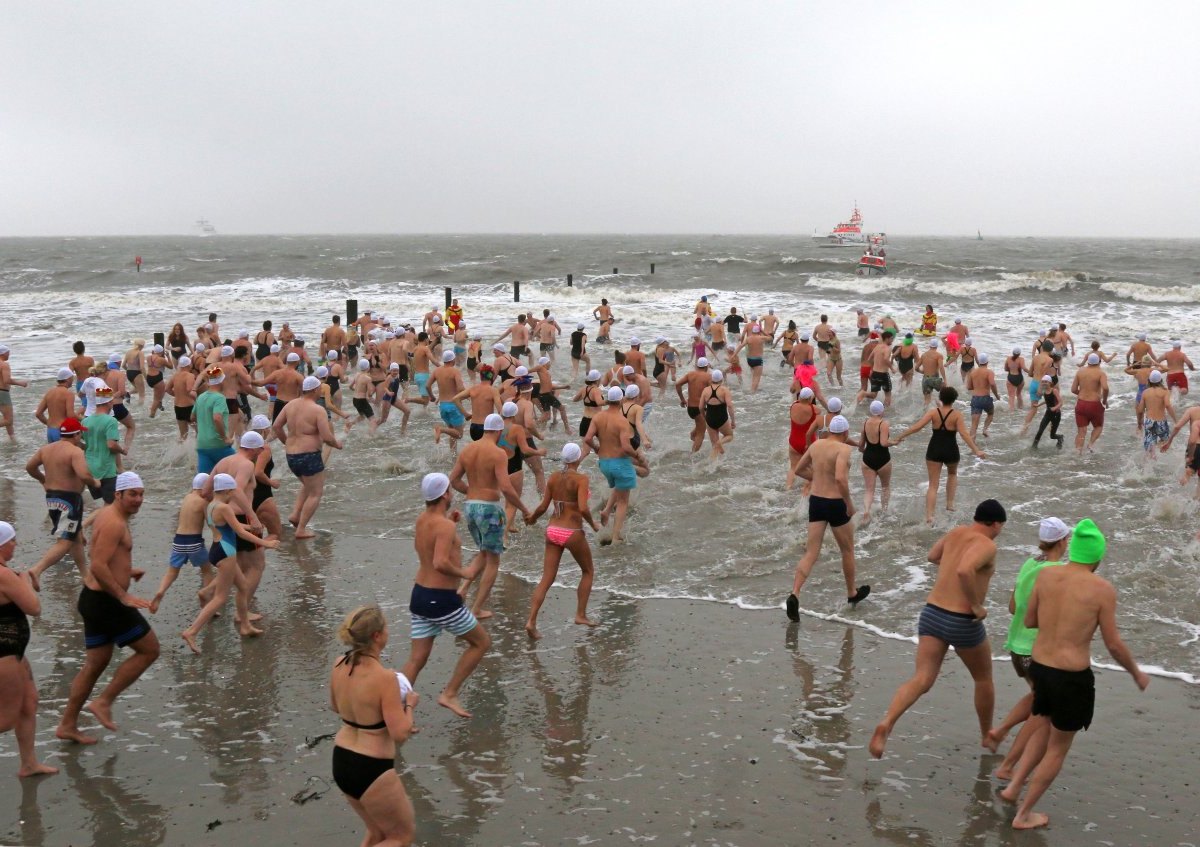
(2, 233, 1200, 681)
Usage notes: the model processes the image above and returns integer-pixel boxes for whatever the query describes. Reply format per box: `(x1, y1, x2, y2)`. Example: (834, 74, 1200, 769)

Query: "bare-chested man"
(855, 332, 879, 393)
(1070, 353, 1109, 453)
(1137, 370, 1176, 456)
(262, 351, 305, 422)
(56, 472, 159, 744)
(167, 356, 197, 440)
(448, 414, 530, 619)
(150, 473, 214, 614)
(1160, 340, 1195, 395)
(593, 299, 615, 343)
(675, 357, 712, 452)
(219, 346, 267, 440)
(733, 327, 769, 393)
(966, 353, 1001, 439)
(584, 386, 642, 545)
(535, 313, 559, 363)
(812, 315, 834, 364)
(1125, 332, 1154, 366)
(785, 415, 870, 620)
(916, 339, 946, 410)
(497, 314, 532, 363)
(856, 330, 896, 407)
(430, 350, 467, 452)
(0, 345, 27, 441)
(320, 314, 347, 359)
(345, 359, 380, 434)
(625, 338, 647, 377)
(271, 376, 343, 540)
(35, 367, 77, 442)
(206, 432, 270, 635)
(869, 499, 1007, 759)
(68, 341, 95, 393)
(25, 417, 97, 583)
(410, 334, 434, 406)
(761, 308, 779, 344)
(400, 473, 492, 719)
(999, 519, 1148, 829)
(454, 364, 502, 442)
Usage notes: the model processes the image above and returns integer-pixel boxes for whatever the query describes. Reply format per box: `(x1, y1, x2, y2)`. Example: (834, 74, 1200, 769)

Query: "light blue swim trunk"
(598, 456, 637, 491)
(439, 401, 465, 427)
(415, 372, 431, 397)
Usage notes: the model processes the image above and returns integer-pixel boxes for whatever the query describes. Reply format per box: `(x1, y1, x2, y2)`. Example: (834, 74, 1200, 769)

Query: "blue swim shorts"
(598, 456, 637, 491)
(439, 401, 465, 428)
(409, 583, 478, 640)
(197, 445, 235, 474)
(169, 533, 208, 568)
(286, 450, 325, 478)
(415, 372, 431, 397)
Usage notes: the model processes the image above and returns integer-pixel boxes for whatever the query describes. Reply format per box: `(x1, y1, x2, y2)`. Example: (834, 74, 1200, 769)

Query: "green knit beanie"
(1068, 518, 1106, 565)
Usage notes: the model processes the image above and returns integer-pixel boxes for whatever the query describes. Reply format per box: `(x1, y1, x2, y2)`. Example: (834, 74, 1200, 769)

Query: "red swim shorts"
(1167, 372, 1188, 391)
(860, 365, 872, 380)
(1074, 399, 1105, 428)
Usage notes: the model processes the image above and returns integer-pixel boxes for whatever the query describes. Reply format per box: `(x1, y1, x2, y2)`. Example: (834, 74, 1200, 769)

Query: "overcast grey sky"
(3, 2, 1197, 237)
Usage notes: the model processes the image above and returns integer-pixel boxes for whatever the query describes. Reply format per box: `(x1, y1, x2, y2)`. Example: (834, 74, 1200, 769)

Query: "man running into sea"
(1070, 353, 1109, 453)
(25, 418, 97, 585)
(785, 415, 870, 619)
(272, 375, 343, 539)
(56, 472, 158, 744)
(965, 353, 1001, 439)
(869, 499, 1007, 758)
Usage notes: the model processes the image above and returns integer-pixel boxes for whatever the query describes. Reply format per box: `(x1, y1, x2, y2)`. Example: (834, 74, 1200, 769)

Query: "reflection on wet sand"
(529, 642, 594, 789)
(63, 753, 167, 847)
(785, 623, 855, 781)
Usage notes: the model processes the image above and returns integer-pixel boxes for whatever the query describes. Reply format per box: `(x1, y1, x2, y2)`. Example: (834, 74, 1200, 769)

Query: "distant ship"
(194, 218, 217, 237)
(813, 204, 885, 248)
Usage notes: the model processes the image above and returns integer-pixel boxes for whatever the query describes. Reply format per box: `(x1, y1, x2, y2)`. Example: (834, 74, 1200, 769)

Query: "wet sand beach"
(0, 477, 1194, 846)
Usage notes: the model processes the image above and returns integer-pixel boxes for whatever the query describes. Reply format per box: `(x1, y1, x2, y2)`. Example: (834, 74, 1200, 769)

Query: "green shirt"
(83, 412, 119, 480)
(1004, 557, 1064, 655)
(194, 389, 229, 450)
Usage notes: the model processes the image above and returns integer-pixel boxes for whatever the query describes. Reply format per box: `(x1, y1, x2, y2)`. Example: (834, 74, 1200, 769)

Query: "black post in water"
(346, 299, 358, 325)
(514, 281, 520, 302)
(650, 263, 655, 274)
(567, 274, 573, 287)
(153, 331, 165, 349)
(444, 287, 452, 310)
(613, 267, 618, 275)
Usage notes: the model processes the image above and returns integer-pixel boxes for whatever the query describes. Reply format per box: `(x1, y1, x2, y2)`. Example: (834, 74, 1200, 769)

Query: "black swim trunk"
(858, 328, 870, 338)
(808, 494, 850, 528)
(870, 372, 893, 393)
(1030, 659, 1095, 732)
(540, 343, 554, 352)
(711, 341, 726, 351)
(47, 490, 84, 541)
(510, 345, 528, 357)
(578, 417, 591, 438)
(466, 357, 477, 372)
(146, 372, 164, 388)
(225, 397, 240, 414)
(88, 477, 117, 504)
(687, 406, 701, 420)
(1011, 652, 1033, 680)
(234, 514, 259, 553)
(112, 403, 130, 422)
(175, 404, 193, 423)
(538, 394, 561, 410)
(353, 398, 374, 419)
(287, 450, 325, 477)
(78, 585, 151, 649)
(272, 399, 288, 421)
(470, 422, 485, 441)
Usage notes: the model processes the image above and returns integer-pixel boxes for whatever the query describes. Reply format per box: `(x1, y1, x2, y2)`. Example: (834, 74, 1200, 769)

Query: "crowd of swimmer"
(0, 296, 1180, 840)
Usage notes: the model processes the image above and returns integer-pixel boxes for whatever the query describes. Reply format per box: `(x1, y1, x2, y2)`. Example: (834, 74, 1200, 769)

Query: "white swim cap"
(115, 471, 144, 492)
(928, 340, 938, 349)
(270, 343, 281, 353)
(0, 346, 9, 357)
(0, 521, 14, 545)
(250, 414, 271, 431)
(1087, 353, 1100, 365)
(655, 335, 666, 344)
(239, 329, 249, 338)
(56, 367, 73, 381)
(315, 366, 329, 378)
(515, 366, 529, 377)
(1173, 340, 1183, 349)
(442, 350, 456, 363)
(561, 442, 582, 463)
(389, 362, 400, 371)
(954, 318, 962, 324)
(629, 337, 641, 346)
(537, 356, 550, 366)
(1039, 517, 1071, 543)
(586, 369, 601, 382)
(798, 387, 814, 400)
(358, 358, 371, 371)
(483, 413, 504, 431)
(153, 344, 164, 353)
(869, 400, 885, 416)
(1012, 347, 1021, 356)
(577, 323, 585, 330)
(302, 376, 320, 391)
(220, 345, 234, 357)
(1038, 330, 1047, 338)
(327, 350, 339, 360)
(286, 352, 301, 363)
(178, 356, 192, 368)
(1041, 375, 1054, 382)
(501, 401, 519, 417)
(800, 332, 810, 341)
(622, 365, 635, 375)
(606, 386, 624, 402)
(1149, 370, 1164, 384)
(964, 337, 972, 345)
(827, 397, 843, 413)
(194, 342, 206, 352)
(1137, 332, 1147, 341)
(191, 473, 210, 490)
(829, 415, 850, 434)
(624, 384, 640, 399)
(711, 369, 724, 383)
(108, 352, 121, 362)
(697, 357, 709, 368)
(421, 472, 450, 501)
(976, 353, 988, 365)
(493, 342, 506, 352)
(240, 431, 265, 449)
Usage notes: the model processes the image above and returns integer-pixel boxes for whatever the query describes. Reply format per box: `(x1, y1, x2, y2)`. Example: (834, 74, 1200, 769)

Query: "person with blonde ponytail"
(329, 604, 417, 846)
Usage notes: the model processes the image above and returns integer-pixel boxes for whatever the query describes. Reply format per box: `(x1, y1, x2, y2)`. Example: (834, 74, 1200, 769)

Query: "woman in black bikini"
(329, 605, 416, 845)
(699, 369, 736, 459)
(892, 386, 986, 524)
(859, 400, 892, 523)
(573, 370, 604, 438)
(0, 521, 58, 778)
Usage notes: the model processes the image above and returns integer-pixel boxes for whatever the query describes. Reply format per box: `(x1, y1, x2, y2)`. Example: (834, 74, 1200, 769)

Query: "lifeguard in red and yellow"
(445, 299, 464, 332)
